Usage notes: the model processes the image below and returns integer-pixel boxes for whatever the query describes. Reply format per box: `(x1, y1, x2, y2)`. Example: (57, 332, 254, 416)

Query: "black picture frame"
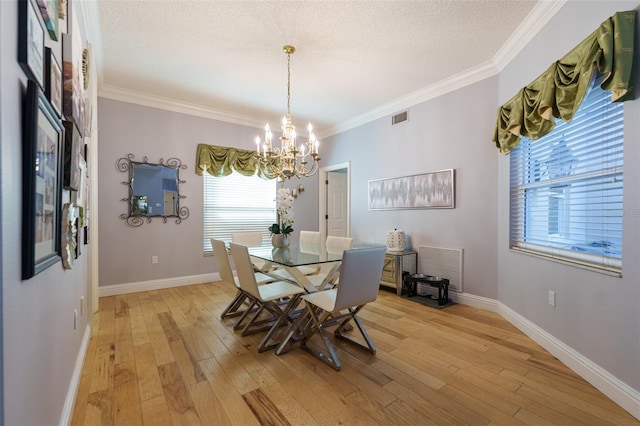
(44, 47, 62, 117)
(22, 79, 63, 279)
(62, 120, 81, 191)
(18, 0, 45, 89)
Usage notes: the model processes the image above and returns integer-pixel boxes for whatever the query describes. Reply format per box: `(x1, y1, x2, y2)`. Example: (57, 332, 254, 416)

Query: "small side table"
(403, 274, 449, 305)
(380, 250, 417, 295)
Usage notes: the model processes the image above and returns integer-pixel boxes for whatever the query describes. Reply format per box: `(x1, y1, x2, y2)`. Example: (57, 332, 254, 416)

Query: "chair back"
(326, 236, 354, 255)
(333, 246, 386, 311)
(229, 243, 261, 299)
(231, 232, 263, 247)
(299, 230, 323, 254)
(211, 239, 237, 287)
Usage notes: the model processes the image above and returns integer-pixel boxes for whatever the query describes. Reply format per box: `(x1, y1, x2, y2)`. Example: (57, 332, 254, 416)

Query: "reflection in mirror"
(117, 154, 189, 227)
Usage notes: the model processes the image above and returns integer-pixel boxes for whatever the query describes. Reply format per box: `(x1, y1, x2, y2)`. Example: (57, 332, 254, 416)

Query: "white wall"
(1, 1, 93, 424)
(322, 78, 500, 299)
(97, 98, 319, 286)
(497, 0, 640, 394)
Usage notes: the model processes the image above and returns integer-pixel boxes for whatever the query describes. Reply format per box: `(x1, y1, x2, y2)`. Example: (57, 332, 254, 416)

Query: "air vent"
(392, 111, 408, 125)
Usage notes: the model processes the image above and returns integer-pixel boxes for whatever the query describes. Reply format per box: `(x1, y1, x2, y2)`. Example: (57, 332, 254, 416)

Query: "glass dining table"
(247, 241, 344, 293)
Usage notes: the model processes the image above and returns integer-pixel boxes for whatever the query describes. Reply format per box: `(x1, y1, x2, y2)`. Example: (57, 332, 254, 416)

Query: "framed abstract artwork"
(18, 0, 45, 88)
(368, 169, 455, 210)
(22, 79, 63, 279)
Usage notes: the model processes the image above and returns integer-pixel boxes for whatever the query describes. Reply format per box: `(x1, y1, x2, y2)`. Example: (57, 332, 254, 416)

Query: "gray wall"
(1, 1, 92, 424)
(322, 78, 500, 299)
(497, 0, 640, 392)
(97, 98, 319, 286)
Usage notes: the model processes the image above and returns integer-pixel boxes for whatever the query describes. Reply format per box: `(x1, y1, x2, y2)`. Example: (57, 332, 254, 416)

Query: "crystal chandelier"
(255, 45, 320, 180)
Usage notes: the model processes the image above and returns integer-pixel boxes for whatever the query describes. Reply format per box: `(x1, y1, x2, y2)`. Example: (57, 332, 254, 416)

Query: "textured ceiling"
(93, 0, 560, 138)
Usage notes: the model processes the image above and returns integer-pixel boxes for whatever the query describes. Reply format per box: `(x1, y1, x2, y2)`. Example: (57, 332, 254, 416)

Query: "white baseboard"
(450, 291, 500, 313)
(60, 324, 91, 426)
(498, 302, 640, 421)
(98, 273, 220, 297)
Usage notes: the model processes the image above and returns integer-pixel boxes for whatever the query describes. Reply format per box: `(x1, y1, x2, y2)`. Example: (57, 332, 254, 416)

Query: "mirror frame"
(117, 154, 189, 227)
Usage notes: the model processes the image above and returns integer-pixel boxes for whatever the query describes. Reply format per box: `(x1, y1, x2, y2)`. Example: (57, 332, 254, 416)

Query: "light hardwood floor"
(71, 282, 639, 425)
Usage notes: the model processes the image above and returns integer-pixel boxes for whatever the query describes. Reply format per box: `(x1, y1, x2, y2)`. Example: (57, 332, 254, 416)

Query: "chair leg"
(257, 295, 302, 353)
(334, 306, 376, 354)
(221, 290, 248, 319)
(233, 299, 258, 330)
(300, 305, 342, 371)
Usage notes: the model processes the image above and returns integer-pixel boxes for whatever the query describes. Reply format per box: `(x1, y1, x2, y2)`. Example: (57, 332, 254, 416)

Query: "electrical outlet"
(152, 256, 158, 264)
(548, 290, 556, 307)
(80, 296, 85, 315)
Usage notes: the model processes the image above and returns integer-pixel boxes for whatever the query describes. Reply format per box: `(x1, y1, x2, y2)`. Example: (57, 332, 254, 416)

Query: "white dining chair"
(211, 239, 274, 328)
(295, 246, 386, 370)
(305, 235, 354, 288)
(325, 235, 354, 253)
(231, 231, 275, 272)
(229, 243, 305, 352)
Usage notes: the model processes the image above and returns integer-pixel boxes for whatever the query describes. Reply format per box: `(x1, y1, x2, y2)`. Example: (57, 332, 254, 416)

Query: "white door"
(326, 171, 348, 236)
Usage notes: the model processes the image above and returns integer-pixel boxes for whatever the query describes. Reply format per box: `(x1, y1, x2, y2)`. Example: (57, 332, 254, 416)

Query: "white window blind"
(203, 172, 276, 254)
(509, 73, 624, 274)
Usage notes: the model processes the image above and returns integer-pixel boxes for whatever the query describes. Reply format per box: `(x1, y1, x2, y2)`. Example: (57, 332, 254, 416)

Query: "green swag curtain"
(195, 144, 274, 179)
(493, 10, 636, 154)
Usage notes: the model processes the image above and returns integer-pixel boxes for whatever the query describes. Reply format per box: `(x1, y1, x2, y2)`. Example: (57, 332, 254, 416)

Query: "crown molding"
(493, 0, 568, 71)
(319, 60, 498, 139)
(99, 85, 266, 129)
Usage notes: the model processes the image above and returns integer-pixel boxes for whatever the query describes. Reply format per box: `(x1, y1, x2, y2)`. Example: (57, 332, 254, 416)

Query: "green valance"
(494, 10, 636, 154)
(195, 144, 273, 179)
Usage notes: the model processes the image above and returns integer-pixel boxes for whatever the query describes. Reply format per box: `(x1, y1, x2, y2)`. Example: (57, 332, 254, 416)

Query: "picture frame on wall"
(62, 120, 82, 191)
(62, 5, 85, 135)
(72, 157, 87, 207)
(44, 47, 62, 117)
(18, 0, 45, 89)
(58, 0, 68, 34)
(36, 0, 59, 41)
(368, 169, 456, 210)
(22, 80, 63, 280)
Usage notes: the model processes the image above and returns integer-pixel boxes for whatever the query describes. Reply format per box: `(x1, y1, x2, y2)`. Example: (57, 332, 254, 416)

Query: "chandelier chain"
(286, 50, 291, 116)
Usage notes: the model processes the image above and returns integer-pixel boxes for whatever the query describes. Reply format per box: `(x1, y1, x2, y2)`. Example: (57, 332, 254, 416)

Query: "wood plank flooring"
(71, 282, 639, 425)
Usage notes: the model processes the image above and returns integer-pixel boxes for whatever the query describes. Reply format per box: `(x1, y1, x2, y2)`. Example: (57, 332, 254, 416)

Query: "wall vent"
(417, 246, 464, 293)
(392, 111, 408, 125)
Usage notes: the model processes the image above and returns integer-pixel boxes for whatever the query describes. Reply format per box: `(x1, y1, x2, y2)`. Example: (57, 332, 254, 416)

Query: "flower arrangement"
(268, 187, 294, 235)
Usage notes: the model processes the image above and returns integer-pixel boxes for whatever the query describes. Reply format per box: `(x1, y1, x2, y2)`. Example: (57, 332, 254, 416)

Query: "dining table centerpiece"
(269, 187, 294, 248)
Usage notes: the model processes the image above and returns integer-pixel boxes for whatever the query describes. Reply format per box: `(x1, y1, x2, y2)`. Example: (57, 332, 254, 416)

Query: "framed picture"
(36, 0, 59, 41)
(62, 4, 84, 134)
(44, 47, 62, 117)
(72, 157, 87, 207)
(368, 169, 455, 210)
(18, 0, 45, 88)
(58, 0, 68, 34)
(62, 120, 82, 191)
(22, 79, 63, 279)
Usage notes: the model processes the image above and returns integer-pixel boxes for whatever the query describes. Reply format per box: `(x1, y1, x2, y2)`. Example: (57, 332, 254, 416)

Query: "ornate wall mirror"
(117, 154, 189, 227)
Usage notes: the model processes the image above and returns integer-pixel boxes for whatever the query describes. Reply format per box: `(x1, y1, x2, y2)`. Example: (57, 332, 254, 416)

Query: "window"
(203, 172, 276, 254)
(509, 73, 624, 274)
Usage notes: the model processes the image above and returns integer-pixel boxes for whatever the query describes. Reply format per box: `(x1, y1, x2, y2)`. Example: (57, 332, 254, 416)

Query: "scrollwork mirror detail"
(117, 154, 189, 227)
